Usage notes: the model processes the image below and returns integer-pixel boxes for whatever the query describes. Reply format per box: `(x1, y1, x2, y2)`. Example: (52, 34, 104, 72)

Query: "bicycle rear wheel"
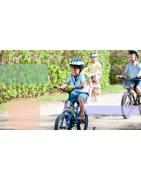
(77, 113, 88, 130)
(121, 92, 133, 119)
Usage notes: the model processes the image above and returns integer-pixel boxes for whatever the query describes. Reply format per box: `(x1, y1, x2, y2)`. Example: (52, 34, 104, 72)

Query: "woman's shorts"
(65, 93, 89, 105)
(91, 75, 101, 80)
(88, 75, 101, 84)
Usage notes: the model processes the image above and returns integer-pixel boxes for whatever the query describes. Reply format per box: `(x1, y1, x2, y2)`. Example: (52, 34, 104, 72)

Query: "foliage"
(0, 50, 111, 103)
(0, 64, 48, 84)
(97, 50, 111, 88)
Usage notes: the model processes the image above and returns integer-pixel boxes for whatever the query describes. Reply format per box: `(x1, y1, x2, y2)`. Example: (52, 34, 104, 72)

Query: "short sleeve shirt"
(88, 61, 101, 73)
(66, 72, 88, 95)
(124, 62, 141, 79)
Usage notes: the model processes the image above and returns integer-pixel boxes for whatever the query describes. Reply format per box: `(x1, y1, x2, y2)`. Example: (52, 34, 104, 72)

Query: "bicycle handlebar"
(132, 76, 141, 80)
(53, 86, 84, 94)
(53, 86, 66, 92)
(118, 77, 125, 80)
(118, 76, 141, 81)
(84, 72, 98, 78)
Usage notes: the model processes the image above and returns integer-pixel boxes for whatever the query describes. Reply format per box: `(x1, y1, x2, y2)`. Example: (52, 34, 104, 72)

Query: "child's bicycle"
(118, 76, 141, 119)
(53, 86, 88, 130)
(84, 73, 101, 102)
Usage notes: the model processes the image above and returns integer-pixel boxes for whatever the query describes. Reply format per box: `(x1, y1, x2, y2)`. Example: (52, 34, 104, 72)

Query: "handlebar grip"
(118, 77, 125, 80)
(53, 86, 57, 89)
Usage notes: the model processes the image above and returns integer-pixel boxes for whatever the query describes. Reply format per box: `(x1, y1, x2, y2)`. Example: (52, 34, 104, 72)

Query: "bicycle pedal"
(78, 120, 86, 123)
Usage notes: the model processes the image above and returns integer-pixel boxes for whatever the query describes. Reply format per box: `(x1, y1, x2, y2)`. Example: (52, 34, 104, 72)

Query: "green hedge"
(0, 50, 111, 103)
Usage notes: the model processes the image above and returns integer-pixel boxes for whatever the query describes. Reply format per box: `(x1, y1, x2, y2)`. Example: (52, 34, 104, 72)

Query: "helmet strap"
(130, 53, 137, 64)
(132, 60, 135, 64)
(132, 57, 137, 64)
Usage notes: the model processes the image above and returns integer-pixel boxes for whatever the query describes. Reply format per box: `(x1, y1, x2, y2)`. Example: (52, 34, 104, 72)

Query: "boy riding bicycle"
(82, 52, 102, 102)
(116, 50, 141, 95)
(57, 58, 89, 121)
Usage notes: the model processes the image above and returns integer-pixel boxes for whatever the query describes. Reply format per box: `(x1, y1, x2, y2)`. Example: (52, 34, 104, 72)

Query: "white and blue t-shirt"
(66, 72, 88, 95)
(124, 62, 141, 79)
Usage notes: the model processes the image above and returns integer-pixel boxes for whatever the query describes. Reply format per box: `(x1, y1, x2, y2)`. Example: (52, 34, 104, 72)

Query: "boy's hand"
(57, 83, 68, 90)
(78, 85, 84, 89)
(57, 86, 62, 90)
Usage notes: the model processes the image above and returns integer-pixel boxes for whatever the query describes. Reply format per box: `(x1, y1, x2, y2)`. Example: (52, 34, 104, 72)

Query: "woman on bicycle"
(116, 50, 141, 95)
(82, 52, 102, 102)
(57, 58, 89, 121)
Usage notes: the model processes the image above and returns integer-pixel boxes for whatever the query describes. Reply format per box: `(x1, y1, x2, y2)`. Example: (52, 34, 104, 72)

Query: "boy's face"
(71, 67, 80, 76)
(91, 57, 97, 63)
(129, 53, 136, 63)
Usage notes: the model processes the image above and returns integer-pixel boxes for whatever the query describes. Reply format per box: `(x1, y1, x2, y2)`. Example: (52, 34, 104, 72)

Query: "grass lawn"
(0, 84, 125, 110)
(0, 103, 9, 111)
(101, 84, 125, 94)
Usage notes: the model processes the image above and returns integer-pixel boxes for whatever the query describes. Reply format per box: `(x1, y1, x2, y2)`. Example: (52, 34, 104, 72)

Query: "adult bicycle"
(118, 77, 141, 119)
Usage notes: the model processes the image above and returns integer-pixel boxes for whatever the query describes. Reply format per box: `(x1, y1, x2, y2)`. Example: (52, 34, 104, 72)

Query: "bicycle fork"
(128, 90, 137, 105)
(60, 111, 71, 130)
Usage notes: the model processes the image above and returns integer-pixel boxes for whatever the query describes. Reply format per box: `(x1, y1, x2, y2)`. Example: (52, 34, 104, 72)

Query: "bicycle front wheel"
(121, 92, 133, 119)
(54, 113, 72, 130)
(94, 88, 101, 101)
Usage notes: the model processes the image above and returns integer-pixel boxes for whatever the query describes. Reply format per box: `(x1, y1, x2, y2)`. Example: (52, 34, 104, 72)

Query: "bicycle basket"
(122, 80, 135, 89)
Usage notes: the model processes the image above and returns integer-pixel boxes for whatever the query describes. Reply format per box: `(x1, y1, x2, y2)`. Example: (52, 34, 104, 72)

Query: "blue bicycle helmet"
(69, 58, 84, 69)
(90, 52, 98, 57)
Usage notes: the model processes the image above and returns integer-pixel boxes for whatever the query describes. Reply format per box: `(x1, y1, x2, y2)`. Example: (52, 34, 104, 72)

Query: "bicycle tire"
(54, 113, 72, 130)
(95, 92, 101, 101)
(77, 113, 88, 130)
(137, 96, 141, 115)
(121, 92, 133, 119)
(94, 88, 101, 101)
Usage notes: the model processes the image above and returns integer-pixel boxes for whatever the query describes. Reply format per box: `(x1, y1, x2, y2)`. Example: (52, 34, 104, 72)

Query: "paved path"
(0, 92, 141, 130)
